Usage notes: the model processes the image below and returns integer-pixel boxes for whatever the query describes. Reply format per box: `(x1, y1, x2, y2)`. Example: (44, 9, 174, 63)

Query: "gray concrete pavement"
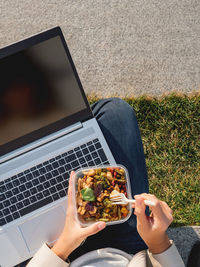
(0, 0, 200, 97)
(167, 226, 200, 265)
(0, 1, 200, 265)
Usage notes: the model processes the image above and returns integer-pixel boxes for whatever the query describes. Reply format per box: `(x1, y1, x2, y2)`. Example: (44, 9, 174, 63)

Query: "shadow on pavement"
(167, 226, 200, 265)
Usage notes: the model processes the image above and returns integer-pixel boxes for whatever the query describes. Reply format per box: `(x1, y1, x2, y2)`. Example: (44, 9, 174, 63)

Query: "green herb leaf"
(81, 188, 95, 201)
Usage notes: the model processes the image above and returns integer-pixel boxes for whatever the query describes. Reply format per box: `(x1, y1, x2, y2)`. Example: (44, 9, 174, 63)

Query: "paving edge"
(167, 226, 200, 265)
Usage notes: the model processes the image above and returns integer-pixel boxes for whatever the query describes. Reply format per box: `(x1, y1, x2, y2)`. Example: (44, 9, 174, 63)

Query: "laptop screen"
(0, 27, 93, 157)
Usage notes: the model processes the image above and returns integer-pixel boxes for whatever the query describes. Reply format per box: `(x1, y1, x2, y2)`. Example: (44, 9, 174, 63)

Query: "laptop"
(0, 26, 116, 267)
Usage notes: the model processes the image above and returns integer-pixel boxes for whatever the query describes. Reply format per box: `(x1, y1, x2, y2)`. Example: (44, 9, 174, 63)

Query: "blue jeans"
(69, 98, 149, 261)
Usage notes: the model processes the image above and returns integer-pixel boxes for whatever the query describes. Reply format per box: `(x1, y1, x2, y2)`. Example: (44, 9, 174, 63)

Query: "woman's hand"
(51, 171, 106, 260)
(133, 193, 173, 254)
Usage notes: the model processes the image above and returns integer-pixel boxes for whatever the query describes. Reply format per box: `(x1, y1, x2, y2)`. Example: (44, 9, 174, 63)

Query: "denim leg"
(91, 97, 149, 196)
(69, 98, 149, 261)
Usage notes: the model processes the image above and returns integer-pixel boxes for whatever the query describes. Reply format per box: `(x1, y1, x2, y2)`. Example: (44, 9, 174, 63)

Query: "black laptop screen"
(0, 28, 92, 157)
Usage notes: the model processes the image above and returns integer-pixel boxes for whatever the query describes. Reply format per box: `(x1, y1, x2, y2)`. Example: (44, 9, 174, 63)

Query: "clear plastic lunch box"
(72, 164, 133, 226)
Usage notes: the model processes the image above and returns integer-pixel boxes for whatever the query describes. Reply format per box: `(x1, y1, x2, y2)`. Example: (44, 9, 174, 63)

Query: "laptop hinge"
(0, 122, 83, 164)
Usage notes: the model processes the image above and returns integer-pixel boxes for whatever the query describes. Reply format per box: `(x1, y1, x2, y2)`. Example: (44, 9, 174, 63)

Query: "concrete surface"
(167, 226, 200, 265)
(0, 1, 200, 265)
(0, 0, 200, 97)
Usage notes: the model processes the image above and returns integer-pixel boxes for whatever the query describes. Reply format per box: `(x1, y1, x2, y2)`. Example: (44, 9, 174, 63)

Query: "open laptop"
(0, 26, 116, 267)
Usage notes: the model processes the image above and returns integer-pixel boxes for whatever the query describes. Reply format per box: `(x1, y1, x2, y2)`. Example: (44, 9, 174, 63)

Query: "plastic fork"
(110, 191, 155, 207)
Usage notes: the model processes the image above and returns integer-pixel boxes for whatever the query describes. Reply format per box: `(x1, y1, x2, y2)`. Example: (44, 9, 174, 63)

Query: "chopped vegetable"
(121, 207, 129, 217)
(94, 184, 103, 197)
(81, 188, 95, 201)
(85, 202, 94, 211)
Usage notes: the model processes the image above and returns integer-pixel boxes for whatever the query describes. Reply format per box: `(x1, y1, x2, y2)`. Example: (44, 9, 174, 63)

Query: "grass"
(88, 93, 200, 226)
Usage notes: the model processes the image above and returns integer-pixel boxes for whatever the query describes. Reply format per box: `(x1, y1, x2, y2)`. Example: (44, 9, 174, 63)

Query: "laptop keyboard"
(0, 138, 110, 226)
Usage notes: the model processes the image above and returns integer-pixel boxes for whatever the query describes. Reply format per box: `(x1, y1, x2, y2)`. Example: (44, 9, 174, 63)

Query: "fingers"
(82, 221, 106, 238)
(160, 200, 173, 215)
(135, 193, 173, 228)
(134, 195, 149, 229)
(67, 171, 75, 210)
(143, 194, 173, 218)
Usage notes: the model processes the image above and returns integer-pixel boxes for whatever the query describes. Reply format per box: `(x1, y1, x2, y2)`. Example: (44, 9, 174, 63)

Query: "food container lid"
(72, 164, 133, 226)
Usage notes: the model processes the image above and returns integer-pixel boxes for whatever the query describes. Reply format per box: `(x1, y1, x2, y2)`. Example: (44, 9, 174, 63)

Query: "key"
(79, 157, 86, 164)
(91, 152, 98, 159)
(30, 196, 37, 203)
(87, 141, 92, 146)
(26, 173, 33, 181)
(16, 193, 24, 201)
(59, 190, 66, 198)
(0, 193, 6, 201)
(94, 142, 101, 149)
(56, 184, 63, 191)
(85, 155, 92, 161)
(5, 215, 13, 223)
(19, 176, 26, 184)
(56, 176, 63, 183)
(19, 185, 26, 192)
(36, 184, 44, 192)
(24, 190, 31, 198)
(16, 202, 24, 209)
(36, 193, 43, 200)
(43, 189, 50, 197)
(3, 200, 10, 208)
(88, 145, 95, 152)
(25, 181, 33, 189)
(49, 187, 56, 194)
(10, 205, 17, 213)
(52, 193, 59, 201)
(0, 218, 6, 226)
(65, 154, 76, 162)
(19, 197, 53, 217)
(46, 164, 53, 171)
(82, 148, 89, 155)
(58, 167, 65, 174)
(6, 182, 14, 190)
(43, 181, 50, 189)
(3, 208, 10, 216)
(13, 212, 20, 220)
(39, 168, 46, 175)
(71, 160, 79, 168)
(76, 151, 83, 157)
(0, 185, 6, 193)
(10, 196, 17, 204)
(23, 199, 30, 206)
(13, 179, 20, 187)
(30, 188, 37, 195)
(52, 162, 59, 169)
(58, 159, 65, 166)
(32, 178, 39, 186)
(98, 149, 108, 162)
(39, 176, 45, 183)
(32, 170, 40, 178)
(12, 188, 20, 195)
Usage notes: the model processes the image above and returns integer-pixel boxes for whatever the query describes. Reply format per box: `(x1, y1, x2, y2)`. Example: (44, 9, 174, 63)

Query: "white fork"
(110, 191, 155, 207)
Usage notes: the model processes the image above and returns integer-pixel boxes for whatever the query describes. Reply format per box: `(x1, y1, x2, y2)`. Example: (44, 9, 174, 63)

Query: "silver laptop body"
(0, 27, 116, 267)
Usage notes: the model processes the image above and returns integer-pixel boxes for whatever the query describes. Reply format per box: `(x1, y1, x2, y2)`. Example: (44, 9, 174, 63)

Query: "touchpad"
(19, 206, 65, 253)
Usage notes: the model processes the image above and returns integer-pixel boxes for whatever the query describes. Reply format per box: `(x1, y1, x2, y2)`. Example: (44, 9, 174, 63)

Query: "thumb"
(82, 221, 106, 238)
(134, 195, 149, 228)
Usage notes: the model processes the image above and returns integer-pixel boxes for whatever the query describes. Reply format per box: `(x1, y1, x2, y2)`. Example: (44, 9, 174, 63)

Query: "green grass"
(88, 93, 200, 226)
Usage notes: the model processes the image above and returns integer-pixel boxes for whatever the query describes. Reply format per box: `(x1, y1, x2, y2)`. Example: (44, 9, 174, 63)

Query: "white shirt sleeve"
(148, 241, 185, 267)
(127, 250, 147, 267)
(26, 244, 69, 267)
